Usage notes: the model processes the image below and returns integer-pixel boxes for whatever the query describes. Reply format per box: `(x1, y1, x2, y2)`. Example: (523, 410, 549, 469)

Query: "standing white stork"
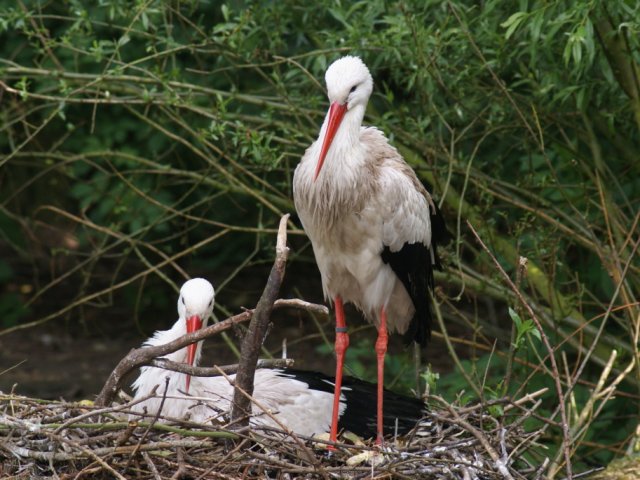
(293, 56, 446, 444)
(131, 278, 425, 439)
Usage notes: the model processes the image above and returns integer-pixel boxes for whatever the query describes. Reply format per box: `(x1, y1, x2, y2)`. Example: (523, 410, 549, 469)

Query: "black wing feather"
(275, 369, 425, 439)
(381, 201, 449, 346)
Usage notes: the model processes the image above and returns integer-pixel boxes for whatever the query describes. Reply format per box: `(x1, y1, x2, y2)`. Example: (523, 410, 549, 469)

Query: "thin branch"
(231, 214, 290, 425)
(150, 357, 295, 377)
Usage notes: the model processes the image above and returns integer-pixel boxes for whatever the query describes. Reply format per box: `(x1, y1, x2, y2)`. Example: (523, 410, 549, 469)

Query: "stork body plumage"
(130, 278, 424, 439)
(293, 56, 446, 444)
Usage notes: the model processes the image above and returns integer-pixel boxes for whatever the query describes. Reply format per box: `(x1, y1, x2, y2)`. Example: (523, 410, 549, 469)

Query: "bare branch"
(231, 214, 290, 426)
(150, 358, 295, 377)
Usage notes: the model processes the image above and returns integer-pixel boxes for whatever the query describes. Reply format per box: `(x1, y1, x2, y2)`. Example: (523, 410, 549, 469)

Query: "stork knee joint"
(375, 333, 388, 356)
(335, 331, 350, 354)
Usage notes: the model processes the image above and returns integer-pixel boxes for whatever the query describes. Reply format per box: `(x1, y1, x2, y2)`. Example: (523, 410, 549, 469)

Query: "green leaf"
(117, 34, 130, 47)
(509, 307, 541, 347)
(501, 11, 527, 39)
(508, 307, 522, 328)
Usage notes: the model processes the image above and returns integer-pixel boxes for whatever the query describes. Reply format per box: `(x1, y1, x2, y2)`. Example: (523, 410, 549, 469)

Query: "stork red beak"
(185, 314, 203, 393)
(314, 102, 347, 180)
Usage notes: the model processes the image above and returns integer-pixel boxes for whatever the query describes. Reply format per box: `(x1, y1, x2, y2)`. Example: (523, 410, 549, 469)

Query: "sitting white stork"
(293, 56, 447, 444)
(131, 278, 424, 439)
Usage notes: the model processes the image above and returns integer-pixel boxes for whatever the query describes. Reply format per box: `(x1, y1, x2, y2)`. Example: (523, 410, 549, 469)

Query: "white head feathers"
(325, 55, 373, 110)
(177, 277, 215, 324)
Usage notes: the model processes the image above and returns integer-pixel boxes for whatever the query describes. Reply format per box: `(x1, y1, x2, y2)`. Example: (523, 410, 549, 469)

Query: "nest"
(1, 389, 549, 479)
(1, 221, 551, 478)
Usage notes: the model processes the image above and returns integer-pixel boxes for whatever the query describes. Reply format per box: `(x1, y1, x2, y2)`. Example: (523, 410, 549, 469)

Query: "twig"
(467, 220, 573, 479)
(52, 390, 159, 434)
(126, 377, 170, 470)
(504, 388, 549, 411)
(274, 297, 329, 316)
(142, 451, 162, 480)
(231, 214, 290, 426)
(149, 357, 295, 377)
(171, 447, 187, 480)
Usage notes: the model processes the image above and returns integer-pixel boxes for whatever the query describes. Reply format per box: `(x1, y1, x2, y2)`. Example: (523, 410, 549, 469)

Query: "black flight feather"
(381, 200, 449, 346)
(275, 369, 425, 439)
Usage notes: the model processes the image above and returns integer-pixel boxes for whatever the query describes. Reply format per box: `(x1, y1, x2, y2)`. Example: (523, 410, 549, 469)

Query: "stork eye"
(208, 300, 213, 307)
(181, 297, 185, 305)
(349, 85, 357, 93)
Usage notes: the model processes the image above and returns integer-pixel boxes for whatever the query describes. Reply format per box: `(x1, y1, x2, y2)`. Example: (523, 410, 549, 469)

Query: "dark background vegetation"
(1, 0, 638, 476)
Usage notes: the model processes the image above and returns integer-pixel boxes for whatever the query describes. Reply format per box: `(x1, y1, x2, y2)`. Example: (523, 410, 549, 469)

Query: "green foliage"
(1, 0, 639, 475)
(508, 307, 541, 348)
(420, 366, 440, 396)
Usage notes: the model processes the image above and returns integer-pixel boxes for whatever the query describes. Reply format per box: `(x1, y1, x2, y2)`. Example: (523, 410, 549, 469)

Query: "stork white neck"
(143, 319, 196, 364)
(315, 102, 366, 173)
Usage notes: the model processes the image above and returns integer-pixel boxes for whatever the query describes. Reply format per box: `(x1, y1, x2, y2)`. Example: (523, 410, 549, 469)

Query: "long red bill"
(314, 102, 347, 180)
(185, 314, 203, 393)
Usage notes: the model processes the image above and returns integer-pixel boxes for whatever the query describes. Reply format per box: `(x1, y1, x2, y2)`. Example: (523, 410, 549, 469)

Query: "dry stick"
(503, 388, 549, 413)
(150, 358, 295, 378)
(94, 295, 326, 407)
(231, 214, 290, 426)
(53, 390, 159, 434)
(1, 415, 127, 480)
(142, 451, 162, 480)
(125, 377, 171, 472)
(436, 410, 509, 474)
(171, 447, 188, 480)
(467, 220, 572, 479)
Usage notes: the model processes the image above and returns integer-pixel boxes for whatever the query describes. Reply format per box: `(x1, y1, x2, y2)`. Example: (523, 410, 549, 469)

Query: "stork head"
(315, 55, 374, 180)
(177, 278, 215, 392)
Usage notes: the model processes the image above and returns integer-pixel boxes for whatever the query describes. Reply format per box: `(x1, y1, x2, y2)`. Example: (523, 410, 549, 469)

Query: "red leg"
(329, 296, 349, 447)
(375, 307, 388, 445)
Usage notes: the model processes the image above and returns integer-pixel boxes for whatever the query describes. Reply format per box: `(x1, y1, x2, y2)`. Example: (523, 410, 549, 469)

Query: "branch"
(150, 358, 295, 377)
(437, 404, 515, 480)
(231, 214, 290, 426)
